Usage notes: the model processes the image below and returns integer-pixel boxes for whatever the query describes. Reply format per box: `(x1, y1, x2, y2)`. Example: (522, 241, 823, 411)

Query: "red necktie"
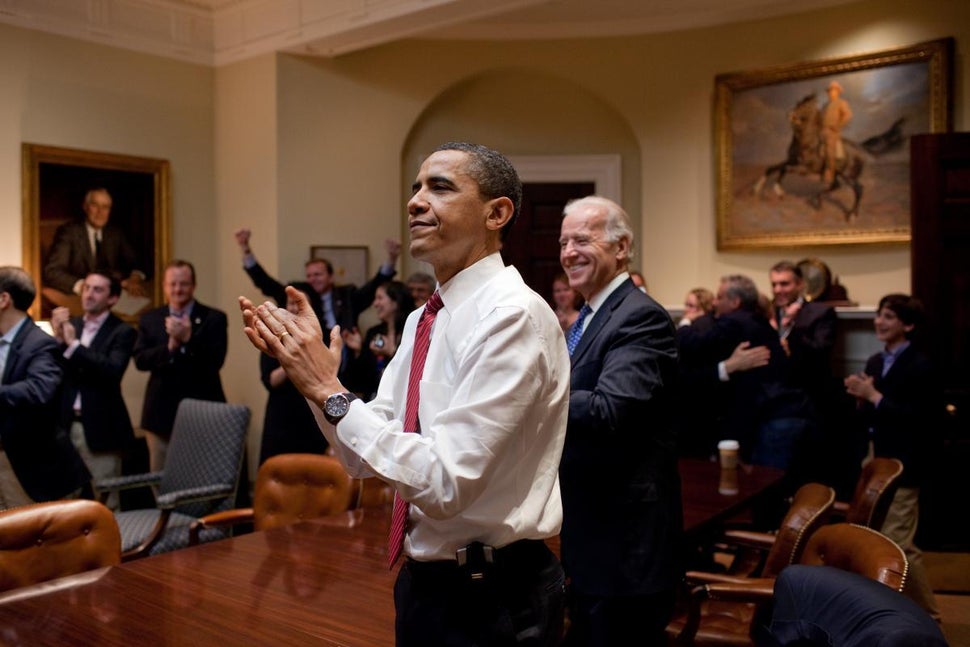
(387, 290, 443, 568)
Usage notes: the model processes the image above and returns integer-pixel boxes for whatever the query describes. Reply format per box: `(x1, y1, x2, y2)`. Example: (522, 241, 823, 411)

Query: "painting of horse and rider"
(715, 38, 952, 249)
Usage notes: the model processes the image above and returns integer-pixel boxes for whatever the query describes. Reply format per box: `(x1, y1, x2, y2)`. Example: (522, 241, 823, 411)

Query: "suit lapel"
(2, 320, 33, 384)
(571, 280, 635, 363)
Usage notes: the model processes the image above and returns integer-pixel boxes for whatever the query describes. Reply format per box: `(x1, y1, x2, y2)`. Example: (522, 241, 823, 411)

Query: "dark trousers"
(564, 588, 675, 647)
(394, 540, 565, 647)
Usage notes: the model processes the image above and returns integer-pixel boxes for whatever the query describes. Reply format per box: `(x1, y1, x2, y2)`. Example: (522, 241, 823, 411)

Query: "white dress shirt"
(312, 253, 570, 561)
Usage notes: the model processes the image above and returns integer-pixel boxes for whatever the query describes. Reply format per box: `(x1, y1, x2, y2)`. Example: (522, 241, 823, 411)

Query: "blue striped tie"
(567, 304, 592, 356)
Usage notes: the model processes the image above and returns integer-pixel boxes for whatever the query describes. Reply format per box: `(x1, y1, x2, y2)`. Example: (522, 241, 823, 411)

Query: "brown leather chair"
(355, 476, 394, 508)
(189, 453, 359, 544)
(832, 457, 903, 530)
(0, 500, 121, 593)
(667, 483, 835, 646)
(673, 523, 907, 646)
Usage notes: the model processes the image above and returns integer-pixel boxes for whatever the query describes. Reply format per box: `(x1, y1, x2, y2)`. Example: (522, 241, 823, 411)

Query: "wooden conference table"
(0, 458, 782, 646)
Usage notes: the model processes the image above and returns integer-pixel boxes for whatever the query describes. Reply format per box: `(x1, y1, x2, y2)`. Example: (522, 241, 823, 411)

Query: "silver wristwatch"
(323, 392, 358, 425)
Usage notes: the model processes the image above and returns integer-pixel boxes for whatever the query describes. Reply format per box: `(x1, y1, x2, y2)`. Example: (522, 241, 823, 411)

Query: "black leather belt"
(405, 539, 549, 583)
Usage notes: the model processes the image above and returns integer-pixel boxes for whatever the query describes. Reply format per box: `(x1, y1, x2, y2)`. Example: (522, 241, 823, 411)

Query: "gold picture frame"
(22, 143, 171, 321)
(715, 38, 953, 250)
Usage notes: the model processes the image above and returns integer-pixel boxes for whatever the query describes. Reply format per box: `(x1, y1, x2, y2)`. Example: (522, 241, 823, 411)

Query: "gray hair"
(563, 195, 635, 260)
(720, 274, 759, 311)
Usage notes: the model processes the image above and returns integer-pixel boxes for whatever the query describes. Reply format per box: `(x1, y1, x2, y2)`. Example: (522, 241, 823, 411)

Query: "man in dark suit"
(134, 260, 227, 471)
(43, 188, 148, 298)
(679, 274, 813, 470)
(50, 270, 136, 508)
(234, 228, 399, 334)
(0, 266, 89, 509)
(770, 260, 848, 492)
(558, 196, 682, 646)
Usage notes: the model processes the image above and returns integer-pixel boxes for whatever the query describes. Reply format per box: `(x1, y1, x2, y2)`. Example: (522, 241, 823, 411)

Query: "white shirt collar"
(586, 271, 631, 315)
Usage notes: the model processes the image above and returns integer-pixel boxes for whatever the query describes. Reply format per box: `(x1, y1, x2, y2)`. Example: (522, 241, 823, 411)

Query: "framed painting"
(715, 38, 953, 249)
(22, 143, 171, 322)
(310, 245, 369, 287)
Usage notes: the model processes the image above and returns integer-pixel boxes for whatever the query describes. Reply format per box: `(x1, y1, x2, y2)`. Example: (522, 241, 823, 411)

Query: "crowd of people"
(0, 140, 942, 642)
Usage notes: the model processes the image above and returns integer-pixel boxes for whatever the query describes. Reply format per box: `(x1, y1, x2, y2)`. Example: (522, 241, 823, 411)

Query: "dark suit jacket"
(57, 314, 136, 453)
(560, 279, 683, 597)
(0, 318, 90, 501)
(785, 301, 837, 394)
(678, 308, 811, 460)
(244, 261, 393, 335)
(134, 302, 228, 438)
(855, 345, 939, 488)
(43, 221, 142, 294)
(257, 352, 328, 465)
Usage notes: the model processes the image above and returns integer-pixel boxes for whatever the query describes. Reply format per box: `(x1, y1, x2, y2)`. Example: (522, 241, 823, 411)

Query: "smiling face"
(305, 260, 333, 295)
(770, 269, 802, 308)
(559, 202, 629, 302)
(163, 265, 195, 312)
(407, 149, 503, 284)
(372, 285, 398, 323)
(874, 306, 913, 348)
(81, 273, 117, 316)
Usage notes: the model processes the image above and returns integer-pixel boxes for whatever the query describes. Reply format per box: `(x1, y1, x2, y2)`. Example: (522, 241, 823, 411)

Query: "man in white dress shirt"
(241, 142, 570, 646)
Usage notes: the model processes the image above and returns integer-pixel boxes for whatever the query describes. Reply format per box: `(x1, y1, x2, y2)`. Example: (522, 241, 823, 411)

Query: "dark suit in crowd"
(0, 319, 89, 504)
(43, 221, 141, 294)
(783, 300, 857, 496)
(57, 313, 137, 454)
(679, 308, 813, 468)
(560, 278, 683, 645)
(244, 261, 390, 335)
(257, 352, 328, 465)
(134, 302, 228, 439)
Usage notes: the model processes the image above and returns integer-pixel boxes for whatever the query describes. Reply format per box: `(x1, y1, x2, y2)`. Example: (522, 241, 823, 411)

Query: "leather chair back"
(800, 523, 908, 591)
(0, 500, 121, 592)
(761, 482, 835, 577)
(845, 457, 903, 530)
(254, 453, 358, 530)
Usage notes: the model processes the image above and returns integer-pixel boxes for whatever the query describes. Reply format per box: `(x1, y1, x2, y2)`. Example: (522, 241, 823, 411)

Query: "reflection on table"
(0, 459, 783, 645)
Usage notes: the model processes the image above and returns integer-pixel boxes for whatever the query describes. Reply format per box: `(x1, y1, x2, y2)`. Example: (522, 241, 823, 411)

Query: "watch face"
(326, 394, 350, 418)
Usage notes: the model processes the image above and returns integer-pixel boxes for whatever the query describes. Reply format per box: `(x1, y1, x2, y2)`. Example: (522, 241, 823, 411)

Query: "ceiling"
(0, 0, 853, 67)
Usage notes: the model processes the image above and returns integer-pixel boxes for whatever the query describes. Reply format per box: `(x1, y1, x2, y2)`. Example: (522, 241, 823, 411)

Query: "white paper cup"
(717, 439, 740, 470)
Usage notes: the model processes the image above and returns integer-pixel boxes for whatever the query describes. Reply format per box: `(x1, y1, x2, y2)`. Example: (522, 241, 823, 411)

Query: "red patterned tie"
(387, 290, 443, 567)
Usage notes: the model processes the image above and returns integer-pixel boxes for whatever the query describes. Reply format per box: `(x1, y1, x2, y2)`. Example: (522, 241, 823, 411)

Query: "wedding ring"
(278, 331, 291, 340)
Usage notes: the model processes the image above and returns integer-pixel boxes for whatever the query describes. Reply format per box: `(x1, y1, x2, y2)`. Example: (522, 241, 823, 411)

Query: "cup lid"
(717, 439, 740, 450)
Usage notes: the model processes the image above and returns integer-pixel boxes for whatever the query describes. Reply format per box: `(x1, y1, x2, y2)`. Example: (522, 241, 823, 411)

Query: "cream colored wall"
(0, 24, 216, 434)
(271, 0, 967, 311)
(214, 55, 279, 466)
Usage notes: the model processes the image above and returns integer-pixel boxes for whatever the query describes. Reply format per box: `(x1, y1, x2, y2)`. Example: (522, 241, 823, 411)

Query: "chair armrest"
(703, 578, 776, 602)
(188, 508, 255, 546)
(722, 529, 777, 551)
(155, 484, 234, 509)
(675, 577, 776, 644)
(685, 570, 765, 586)
(95, 471, 164, 493)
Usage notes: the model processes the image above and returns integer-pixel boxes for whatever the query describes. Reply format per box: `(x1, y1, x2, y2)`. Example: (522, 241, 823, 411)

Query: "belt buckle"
(456, 542, 494, 581)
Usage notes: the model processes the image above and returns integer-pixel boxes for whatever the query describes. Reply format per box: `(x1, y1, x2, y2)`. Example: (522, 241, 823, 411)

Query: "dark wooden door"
(910, 133, 970, 550)
(502, 182, 594, 303)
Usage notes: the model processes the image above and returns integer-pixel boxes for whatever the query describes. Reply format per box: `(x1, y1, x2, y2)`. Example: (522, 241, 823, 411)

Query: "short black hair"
(434, 142, 522, 242)
(770, 260, 803, 280)
(0, 266, 37, 312)
(878, 293, 924, 338)
(87, 270, 122, 297)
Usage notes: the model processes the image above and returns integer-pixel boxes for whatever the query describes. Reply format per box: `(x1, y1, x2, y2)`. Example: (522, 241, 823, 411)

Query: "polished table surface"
(0, 459, 782, 645)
